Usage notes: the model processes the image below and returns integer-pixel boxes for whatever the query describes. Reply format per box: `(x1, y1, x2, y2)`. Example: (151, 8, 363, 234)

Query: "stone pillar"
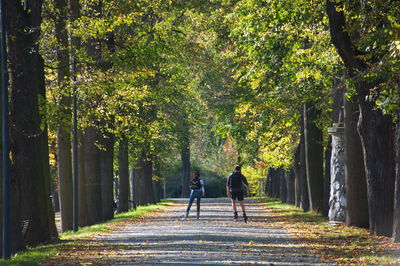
(327, 124, 346, 223)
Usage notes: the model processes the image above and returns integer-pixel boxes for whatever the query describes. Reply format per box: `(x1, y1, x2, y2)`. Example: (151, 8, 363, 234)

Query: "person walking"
(184, 171, 205, 220)
(227, 165, 250, 222)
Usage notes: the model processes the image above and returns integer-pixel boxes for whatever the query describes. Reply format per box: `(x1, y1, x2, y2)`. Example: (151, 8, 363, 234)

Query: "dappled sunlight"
(42, 199, 330, 265)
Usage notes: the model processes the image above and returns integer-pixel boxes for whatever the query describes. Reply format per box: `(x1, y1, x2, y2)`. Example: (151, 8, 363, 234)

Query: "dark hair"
(235, 165, 241, 171)
(194, 171, 200, 177)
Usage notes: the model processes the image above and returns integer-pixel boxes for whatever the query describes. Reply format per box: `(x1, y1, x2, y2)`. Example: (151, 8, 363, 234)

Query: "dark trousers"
(186, 190, 202, 213)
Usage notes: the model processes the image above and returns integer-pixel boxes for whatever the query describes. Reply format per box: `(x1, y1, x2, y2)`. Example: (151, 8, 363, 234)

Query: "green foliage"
(201, 0, 340, 186)
(40, 0, 399, 197)
(336, 0, 400, 114)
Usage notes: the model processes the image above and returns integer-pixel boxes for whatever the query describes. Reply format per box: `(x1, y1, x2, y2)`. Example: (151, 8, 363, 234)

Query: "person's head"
(235, 165, 241, 172)
(194, 171, 200, 178)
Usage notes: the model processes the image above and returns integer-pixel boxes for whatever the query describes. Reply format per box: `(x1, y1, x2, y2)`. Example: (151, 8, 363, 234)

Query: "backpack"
(229, 172, 243, 189)
(190, 178, 202, 190)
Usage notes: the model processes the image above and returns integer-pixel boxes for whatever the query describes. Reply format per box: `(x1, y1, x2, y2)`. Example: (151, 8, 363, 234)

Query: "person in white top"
(184, 171, 205, 219)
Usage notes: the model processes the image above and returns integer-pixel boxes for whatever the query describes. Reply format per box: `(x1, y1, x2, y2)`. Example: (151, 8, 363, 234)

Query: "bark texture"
(78, 131, 88, 226)
(323, 137, 331, 218)
(117, 138, 129, 213)
(344, 96, 369, 228)
(286, 169, 295, 205)
(83, 127, 102, 225)
(326, 0, 395, 236)
(293, 144, 302, 208)
(55, 0, 72, 232)
(6, 0, 57, 247)
(99, 132, 114, 220)
(303, 103, 324, 213)
(181, 138, 191, 198)
(394, 119, 400, 241)
(134, 151, 155, 205)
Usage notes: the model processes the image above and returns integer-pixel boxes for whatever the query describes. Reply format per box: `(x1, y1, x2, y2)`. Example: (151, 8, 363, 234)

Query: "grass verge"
(258, 198, 400, 265)
(0, 200, 174, 266)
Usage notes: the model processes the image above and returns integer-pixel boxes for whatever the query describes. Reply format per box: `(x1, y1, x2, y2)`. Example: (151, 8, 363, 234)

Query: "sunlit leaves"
(214, 0, 338, 171)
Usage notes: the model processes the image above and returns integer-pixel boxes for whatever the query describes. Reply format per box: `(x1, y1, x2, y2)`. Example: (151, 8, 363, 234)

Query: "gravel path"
(85, 198, 329, 265)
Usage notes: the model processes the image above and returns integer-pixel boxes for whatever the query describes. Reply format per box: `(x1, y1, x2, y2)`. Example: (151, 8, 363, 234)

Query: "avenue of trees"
(0, 0, 399, 257)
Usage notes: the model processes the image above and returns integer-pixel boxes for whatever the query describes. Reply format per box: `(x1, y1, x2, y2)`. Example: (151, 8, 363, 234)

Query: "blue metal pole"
(0, 0, 10, 259)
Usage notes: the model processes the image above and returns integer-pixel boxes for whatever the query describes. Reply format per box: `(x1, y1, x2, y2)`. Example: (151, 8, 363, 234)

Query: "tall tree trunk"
(117, 138, 129, 213)
(279, 169, 287, 203)
(394, 118, 400, 242)
(293, 144, 302, 208)
(286, 169, 295, 205)
(266, 168, 272, 197)
(357, 101, 394, 236)
(181, 135, 190, 198)
(6, 0, 57, 247)
(99, 132, 114, 220)
(134, 151, 155, 205)
(141, 152, 155, 204)
(323, 137, 331, 218)
(83, 126, 102, 225)
(130, 168, 135, 204)
(153, 156, 161, 203)
(78, 131, 88, 226)
(327, 0, 395, 237)
(303, 103, 324, 213)
(299, 109, 310, 212)
(55, 0, 73, 232)
(344, 96, 369, 228)
(133, 168, 141, 205)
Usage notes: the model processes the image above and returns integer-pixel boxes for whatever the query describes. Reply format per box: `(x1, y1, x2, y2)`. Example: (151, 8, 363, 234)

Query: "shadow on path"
(44, 198, 332, 265)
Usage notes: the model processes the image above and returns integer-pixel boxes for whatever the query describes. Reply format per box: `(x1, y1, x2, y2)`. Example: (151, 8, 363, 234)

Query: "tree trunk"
(323, 137, 331, 218)
(267, 168, 280, 198)
(303, 103, 324, 213)
(141, 152, 155, 204)
(293, 144, 301, 208)
(6, 0, 57, 247)
(134, 151, 155, 205)
(274, 169, 280, 198)
(181, 139, 191, 198)
(279, 169, 287, 203)
(99, 132, 114, 220)
(357, 101, 394, 236)
(344, 96, 369, 228)
(153, 156, 161, 203)
(83, 126, 102, 225)
(117, 138, 129, 213)
(286, 169, 295, 205)
(130, 168, 135, 204)
(299, 108, 310, 212)
(78, 131, 88, 226)
(52, 184, 60, 212)
(394, 118, 400, 242)
(133, 168, 141, 205)
(326, 0, 395, 237)
(266, 168, 272, 197)
(55, 0, 72, 232)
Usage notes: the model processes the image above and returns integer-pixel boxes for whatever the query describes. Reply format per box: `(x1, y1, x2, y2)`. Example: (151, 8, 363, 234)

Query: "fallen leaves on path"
(261, 199, 400, 265)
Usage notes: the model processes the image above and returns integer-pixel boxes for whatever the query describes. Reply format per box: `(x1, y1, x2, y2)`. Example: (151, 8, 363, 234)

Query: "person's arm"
(242, 175, 250, 195)
(201, 180, 205, 196)
(226, 176, 231, 197)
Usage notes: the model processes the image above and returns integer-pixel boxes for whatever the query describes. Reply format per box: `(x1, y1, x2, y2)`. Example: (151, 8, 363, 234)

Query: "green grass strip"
(257, 197, 399, 265)
(0, 200, 173, 265)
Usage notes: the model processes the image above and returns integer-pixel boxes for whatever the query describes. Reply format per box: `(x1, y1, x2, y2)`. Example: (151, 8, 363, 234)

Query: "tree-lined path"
(43, 199, 329, 265)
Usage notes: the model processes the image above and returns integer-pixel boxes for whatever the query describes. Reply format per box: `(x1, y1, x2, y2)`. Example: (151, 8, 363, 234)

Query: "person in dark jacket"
(183, 171, 205, 220)
(226, 165, 250, 222)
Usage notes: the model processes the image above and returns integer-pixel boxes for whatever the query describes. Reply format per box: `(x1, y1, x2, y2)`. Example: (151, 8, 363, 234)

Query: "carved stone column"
(328, 124, 346, 223)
